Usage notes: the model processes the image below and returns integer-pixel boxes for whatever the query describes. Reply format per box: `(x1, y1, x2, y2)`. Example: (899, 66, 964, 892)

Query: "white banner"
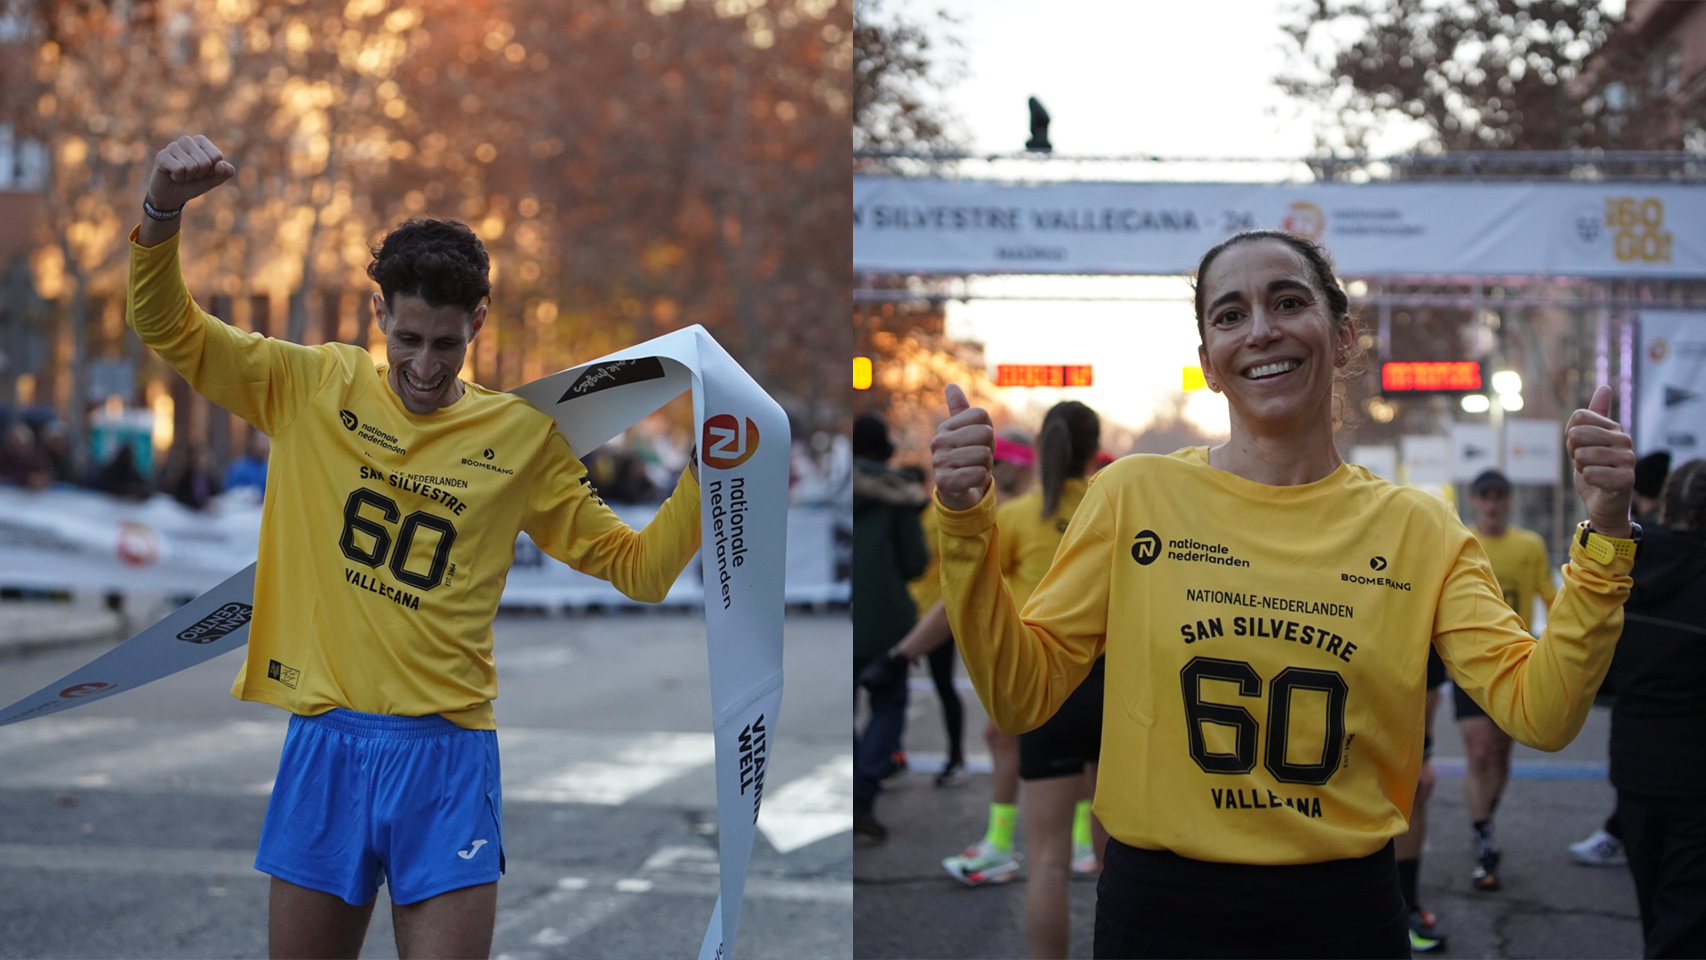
(1450, 423, 1499, 482)
(1348, 444, 1397, 482)
(1636, 311, 1706, 457)
(1504, 419, 1563, 485)
(1401, 435, 1452, 486)
(854, 177, 1706, 277)
(0, 325, 788, 960)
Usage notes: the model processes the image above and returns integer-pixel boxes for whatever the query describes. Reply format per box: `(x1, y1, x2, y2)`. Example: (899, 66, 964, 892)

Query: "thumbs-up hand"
(932, 384, 995, 511)
(1567, 385, 1635, 538)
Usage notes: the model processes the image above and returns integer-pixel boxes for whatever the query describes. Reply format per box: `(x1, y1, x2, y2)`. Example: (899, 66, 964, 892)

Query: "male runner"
(1457, 469, 1556, 891)
(130, 135, 701, 959)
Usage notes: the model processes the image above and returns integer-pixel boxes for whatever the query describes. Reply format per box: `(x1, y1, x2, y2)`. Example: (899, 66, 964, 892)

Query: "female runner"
(999, 400, 1110, 959)
(929, 230, 1638, 958)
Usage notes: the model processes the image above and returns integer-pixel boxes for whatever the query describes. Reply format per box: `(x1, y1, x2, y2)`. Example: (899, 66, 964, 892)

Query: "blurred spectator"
(169, 445, 222, 511)
(0, 423, 52, 490)
(791, 430, 852, 505)
(224, 431, 270, 496)
(853, 411, 929, 841)
(91, 443, 151, 501)
(604, 451, 659, 504)
(1604, 459, 1706, 958)
(1633, 451, 1671, 525)
(39, 422, 77, 485)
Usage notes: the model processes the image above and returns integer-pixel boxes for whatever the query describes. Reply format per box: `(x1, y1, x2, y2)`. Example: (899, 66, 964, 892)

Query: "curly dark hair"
(367, 219, 491, 313)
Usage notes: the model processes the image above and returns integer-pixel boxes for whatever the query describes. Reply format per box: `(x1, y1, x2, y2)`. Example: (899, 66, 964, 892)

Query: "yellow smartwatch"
(1576, 521, 1641, 564)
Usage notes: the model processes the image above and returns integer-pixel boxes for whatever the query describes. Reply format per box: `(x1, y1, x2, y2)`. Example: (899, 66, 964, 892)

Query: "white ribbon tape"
(0, 324, 788, 959)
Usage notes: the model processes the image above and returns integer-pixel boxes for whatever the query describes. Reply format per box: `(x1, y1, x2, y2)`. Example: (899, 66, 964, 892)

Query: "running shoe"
(1070, 841, 1099, 876)
(854, 805, 888, 843)
(1568, 828, 1627, 866)
(1471, 848, 1501, 891)
(934, 759, 967, 788)
(942, 839, 1020, 886)
(1408, 908, 1447, 952)
(881, 750, 909, 781)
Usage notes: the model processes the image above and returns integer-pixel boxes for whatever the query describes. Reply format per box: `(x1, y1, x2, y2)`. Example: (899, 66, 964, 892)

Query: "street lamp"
(1493, 370, 1523, 411)
(1461, 394, 1491, 413)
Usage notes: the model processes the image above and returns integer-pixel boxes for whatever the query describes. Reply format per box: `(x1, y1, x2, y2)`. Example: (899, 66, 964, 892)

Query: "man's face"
(374, 292, 486, 415)
(1471, 488, 1511, 532)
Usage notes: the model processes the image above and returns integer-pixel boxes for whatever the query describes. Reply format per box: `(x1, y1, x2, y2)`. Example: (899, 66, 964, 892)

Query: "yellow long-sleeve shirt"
(997, 479, 1087, 609)
(1474, 526, 1558, 631)
(938, 447, 1632, 864)
(128, 229, 700, 729)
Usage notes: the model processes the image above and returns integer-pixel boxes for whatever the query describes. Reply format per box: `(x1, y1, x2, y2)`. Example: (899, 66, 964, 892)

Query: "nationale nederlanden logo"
(702, 414, 760, 470)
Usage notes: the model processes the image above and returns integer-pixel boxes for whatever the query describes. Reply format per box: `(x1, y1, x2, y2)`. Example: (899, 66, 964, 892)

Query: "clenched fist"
(1568, 385, 1636, 539)
(931, 384, 995, 511)
(146, 135, 235, 213)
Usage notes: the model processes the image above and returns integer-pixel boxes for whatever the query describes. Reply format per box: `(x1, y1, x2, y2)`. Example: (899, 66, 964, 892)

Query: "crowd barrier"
(0, 486, 849, 608)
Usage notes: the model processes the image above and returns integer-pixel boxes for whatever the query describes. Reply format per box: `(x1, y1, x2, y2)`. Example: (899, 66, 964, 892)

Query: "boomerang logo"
(457, 839, 488, 859)
(702, 414, 760, 470)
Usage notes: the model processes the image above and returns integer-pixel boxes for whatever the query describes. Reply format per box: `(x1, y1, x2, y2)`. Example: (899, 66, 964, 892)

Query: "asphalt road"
(855, 665, 1645, 960)
(0, 607, 851, 960)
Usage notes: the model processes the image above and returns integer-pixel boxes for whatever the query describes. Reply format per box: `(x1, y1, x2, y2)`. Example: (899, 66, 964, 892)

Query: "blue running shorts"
(255, 709, 504, 906)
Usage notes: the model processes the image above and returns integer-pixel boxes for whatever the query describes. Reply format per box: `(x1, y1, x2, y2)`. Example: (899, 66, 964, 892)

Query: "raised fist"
(931, 384, 995, 511)
(146, 136, 236, 212)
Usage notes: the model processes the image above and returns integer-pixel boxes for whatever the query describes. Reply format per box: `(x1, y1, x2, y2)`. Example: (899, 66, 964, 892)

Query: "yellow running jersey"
(936, 447, 1632, 865)
(907, 506, 942, 613)
(1473, 526, 1557, 631)
(996, 479, 1087, 609)
(128, 230, 701, 729)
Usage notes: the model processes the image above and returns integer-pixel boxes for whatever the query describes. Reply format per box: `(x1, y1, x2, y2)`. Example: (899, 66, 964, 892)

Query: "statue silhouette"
(1026, 97, 1052, 153)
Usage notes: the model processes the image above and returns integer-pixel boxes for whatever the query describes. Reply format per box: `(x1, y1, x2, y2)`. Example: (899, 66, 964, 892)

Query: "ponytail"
(1038, 401, 1101, 520)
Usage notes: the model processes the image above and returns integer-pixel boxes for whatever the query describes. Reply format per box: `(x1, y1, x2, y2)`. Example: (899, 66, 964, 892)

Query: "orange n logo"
(702, 414, 760, 470)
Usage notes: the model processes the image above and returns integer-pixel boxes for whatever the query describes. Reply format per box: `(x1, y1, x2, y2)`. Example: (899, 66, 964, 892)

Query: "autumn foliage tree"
(1278, 0, 1689, 159)
(3, 0, 850, 472)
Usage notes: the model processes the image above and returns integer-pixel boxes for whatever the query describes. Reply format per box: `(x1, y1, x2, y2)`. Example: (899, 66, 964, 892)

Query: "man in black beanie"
(852, 412, 928, 841)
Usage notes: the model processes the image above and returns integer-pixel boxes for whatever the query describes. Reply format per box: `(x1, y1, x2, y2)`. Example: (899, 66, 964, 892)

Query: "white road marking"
(0, 717, 139, 757)
(757, 754, 853, 853)
(1, 721, 283, 791)
(505, 731, 715, 805)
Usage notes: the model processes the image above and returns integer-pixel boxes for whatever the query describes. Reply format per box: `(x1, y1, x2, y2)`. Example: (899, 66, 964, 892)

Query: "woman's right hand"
(932, 384, 995, 510)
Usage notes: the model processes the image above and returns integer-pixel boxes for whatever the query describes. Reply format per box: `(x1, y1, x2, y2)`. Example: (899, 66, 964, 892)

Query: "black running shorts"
(1452, 679, 1489, 721)
(1018, 657, 1105, 781)
(1093, 839, 1409, 958)
(1426, 645, 1447, 690)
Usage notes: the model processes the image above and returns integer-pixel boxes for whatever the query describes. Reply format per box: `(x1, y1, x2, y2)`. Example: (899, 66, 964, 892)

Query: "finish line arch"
(853, 175, 1706, 460)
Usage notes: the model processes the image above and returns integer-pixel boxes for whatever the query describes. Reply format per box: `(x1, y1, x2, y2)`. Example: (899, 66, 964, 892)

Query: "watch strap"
(1575, 521, 1639, 564)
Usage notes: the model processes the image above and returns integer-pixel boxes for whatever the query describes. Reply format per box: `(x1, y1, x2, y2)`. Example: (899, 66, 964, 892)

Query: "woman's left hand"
(1567, 385, 1636, 538)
